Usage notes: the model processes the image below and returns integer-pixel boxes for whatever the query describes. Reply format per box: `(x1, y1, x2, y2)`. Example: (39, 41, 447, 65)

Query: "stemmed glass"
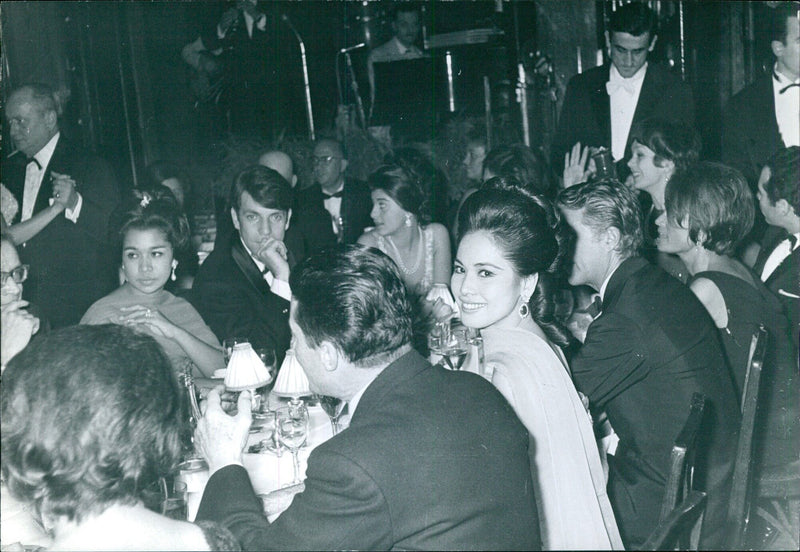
(442, 327, 469, 370)
(276, 401, 309, 485)
(223, 337, 247, 366)
(318, 395, 346, 435)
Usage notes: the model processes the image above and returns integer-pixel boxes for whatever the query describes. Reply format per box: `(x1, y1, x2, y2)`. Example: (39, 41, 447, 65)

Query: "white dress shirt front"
(607, 63, 648, 161)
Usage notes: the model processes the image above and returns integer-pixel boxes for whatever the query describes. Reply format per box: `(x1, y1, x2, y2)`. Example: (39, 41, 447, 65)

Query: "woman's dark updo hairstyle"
(368, 163, 431, 224)
(385, 146, 448, 224)
(458, 176, 571, 347)
(114, 187, 190, 257)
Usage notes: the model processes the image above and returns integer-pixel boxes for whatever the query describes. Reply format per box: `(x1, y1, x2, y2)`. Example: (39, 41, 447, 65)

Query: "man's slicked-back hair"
(290, 245, 413, 366)
(763, 146, 800, 212)
(230, 165, 293, 213)
(609, 1, 658, 38)
(557, 178, 644, 259)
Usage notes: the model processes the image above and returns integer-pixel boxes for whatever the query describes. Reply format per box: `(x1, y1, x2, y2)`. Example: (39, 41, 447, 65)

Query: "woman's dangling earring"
(404, 213, 412, 227)
(518, 297, 530, 319)
(171, 260, 178, 281)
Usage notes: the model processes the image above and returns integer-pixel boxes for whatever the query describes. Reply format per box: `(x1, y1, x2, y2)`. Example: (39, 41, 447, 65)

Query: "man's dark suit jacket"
(196, 349, 541, 551)
(753, 226, 799, 346)
(571, 257, 740, 549)
(722, 72, 785, 189)
(292, 178, 373, 255)
(3, 137, 119, 328)
(552, 63, 695, 174)
(188, 235, 291, 362)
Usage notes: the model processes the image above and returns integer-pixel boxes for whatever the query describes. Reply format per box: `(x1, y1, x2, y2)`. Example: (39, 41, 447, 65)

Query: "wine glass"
(276, 401, 309, 485)
(442, 328, 469, 370)
(255, 347, 277, 411)
(318, 395, 346, 435)
(223, 337, 248, 366)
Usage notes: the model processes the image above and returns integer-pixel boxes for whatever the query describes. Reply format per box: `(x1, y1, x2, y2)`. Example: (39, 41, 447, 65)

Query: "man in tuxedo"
(722, 2, 799, 189)
(3, 84, 119, 328)
(557, 180, 739, 549)
(754, 146, 799, 345)
(194, 246, 540, 550)
(552, 2, 695, 176)
(189, 166, 293, 362)
(292, 138, 372, 254)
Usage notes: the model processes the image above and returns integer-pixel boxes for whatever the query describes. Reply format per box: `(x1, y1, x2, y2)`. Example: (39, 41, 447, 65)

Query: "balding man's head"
(6, 84, 60, 157)
(258, 150, 297, 187)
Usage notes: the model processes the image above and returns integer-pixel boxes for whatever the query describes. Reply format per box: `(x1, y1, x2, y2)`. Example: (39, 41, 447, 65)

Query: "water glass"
(162, 481, 188, 520)
(276, 402, 309, 485)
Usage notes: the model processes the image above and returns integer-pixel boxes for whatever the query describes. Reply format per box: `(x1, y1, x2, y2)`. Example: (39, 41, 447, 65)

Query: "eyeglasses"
(1, 265, 29, 286)
(312, 155, 341, 166)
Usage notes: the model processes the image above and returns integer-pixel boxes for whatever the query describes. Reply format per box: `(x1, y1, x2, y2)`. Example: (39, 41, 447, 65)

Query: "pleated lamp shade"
(224, 343, 271, 391)
(272, 349, 311, 397)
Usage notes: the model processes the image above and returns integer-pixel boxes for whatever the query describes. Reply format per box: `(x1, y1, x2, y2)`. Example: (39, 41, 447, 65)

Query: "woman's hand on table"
(194, 386, 252, 475)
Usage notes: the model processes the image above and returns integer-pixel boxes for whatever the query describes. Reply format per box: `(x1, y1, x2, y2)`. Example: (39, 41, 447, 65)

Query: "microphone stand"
(344, 52, 367, 129)
(282, 14, 315, 141)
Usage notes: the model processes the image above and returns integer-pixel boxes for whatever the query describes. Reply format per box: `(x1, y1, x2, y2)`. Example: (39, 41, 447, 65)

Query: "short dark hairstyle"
(290, 245, 413, 367)
(762, 146, 800, 212)
(609, 1, 658, 38)
(114, 187, 190, 257)
(768, 1, 799, 44)
(482, 144, 553, 197)
(557, 178, 644, 259)
(393, 1, 421, 20)
(1, 324, 184, 523)
(628, 118, 702, 173)
(665, 162, 754, 255)
(459, 177, 570, 347)
(368, 164, 430, 222)
(230, 165, 293, 213)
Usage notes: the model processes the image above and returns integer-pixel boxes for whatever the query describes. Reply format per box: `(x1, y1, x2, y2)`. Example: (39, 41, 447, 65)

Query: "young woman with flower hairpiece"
(80, 189, 223, 377)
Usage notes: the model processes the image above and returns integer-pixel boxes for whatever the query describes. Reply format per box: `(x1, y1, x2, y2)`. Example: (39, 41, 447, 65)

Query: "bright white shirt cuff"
(49, 192, 82, 223)
(270, 278, 291, 302)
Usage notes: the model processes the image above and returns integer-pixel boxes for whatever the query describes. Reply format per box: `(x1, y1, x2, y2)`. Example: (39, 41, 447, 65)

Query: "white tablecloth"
(180, 395, 333, 521)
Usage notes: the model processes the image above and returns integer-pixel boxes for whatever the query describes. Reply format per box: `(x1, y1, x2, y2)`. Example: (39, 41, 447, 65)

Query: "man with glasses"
(293, 138, 372, 254)
(1, 238, 41, 374)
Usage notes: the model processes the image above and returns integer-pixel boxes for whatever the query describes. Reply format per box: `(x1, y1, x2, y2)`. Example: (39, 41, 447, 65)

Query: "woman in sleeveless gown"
(658, 162, 799, 468)
(451, 177, 623, 550)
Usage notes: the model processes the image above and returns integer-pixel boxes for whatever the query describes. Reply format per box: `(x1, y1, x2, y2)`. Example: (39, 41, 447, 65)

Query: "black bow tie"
(774, 72, 800, 94)
(786, 234, 798, 249)
(323, 190, 343, 199)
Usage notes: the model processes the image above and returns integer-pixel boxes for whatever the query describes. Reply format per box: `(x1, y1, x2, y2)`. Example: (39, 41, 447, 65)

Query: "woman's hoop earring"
(519, 300, 530, 319)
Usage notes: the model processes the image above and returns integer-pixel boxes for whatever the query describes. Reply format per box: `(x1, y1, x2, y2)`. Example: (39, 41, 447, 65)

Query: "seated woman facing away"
(80, 189, 223, 378)
(358, 163, 452, 305)
(451, 177, 623, 550)
(657, 161, 800, 469)
(0, 324, 239, 551)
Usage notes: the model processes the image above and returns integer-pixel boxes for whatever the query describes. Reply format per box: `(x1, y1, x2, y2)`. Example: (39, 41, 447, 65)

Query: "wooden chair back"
(644, 490, 708, 550)
(659, 392, 707, 523)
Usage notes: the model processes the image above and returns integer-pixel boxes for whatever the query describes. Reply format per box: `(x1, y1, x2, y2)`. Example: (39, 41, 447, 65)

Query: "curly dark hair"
(1, 324, 184, 524)
(457, 177, 571, 347)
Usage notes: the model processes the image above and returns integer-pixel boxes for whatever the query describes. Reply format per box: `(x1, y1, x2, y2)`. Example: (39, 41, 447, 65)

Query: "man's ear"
(772, 39, 786, 60)
(291, 175, 298, 188)
(603, 226, 622, 252)
(604, 30, 611, 55)
(319, 341, 339, 372)
(775, 198, 794, 217)
(44, 109, 58, 132)
(340, 158, 349, 175)
(231, 207, 240, 231)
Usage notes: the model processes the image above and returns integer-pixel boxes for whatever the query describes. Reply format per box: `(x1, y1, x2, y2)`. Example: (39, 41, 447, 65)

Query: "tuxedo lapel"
(765, 247, 799, 289)
(231, 238, 272, 296)
(754, 227, 791, 276)
(630, 65, 662, 130)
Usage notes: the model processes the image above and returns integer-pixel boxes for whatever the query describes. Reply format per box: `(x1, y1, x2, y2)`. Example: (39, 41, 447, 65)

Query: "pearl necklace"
(385, 225, 423, 275)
